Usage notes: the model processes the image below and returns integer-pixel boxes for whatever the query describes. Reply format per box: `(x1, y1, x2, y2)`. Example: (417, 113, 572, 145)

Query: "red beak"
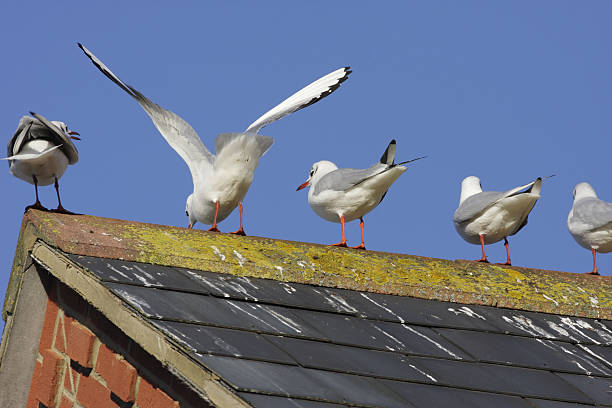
(188, 223, 193, 229)
(296, 181, 310, 191)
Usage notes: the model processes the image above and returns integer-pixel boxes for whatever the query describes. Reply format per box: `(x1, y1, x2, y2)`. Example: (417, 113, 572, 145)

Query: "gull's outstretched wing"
(245, 67, 351, 134)
(78, 43, 213, 183)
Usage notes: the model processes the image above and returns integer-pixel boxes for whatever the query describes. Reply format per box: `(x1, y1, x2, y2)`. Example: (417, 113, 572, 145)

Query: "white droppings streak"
(408, 364, 438, 382)
(275, 266, 284, 278)
(447, 307, 485, 320)
(132, 274, 152, 287)
(238, 277, 259, 290)
(211, 246, 226, 261)
(360, 294, 404, 323)
(112, 289, 151, 313)
(578, 344, 612, 368)
(502, 315, 555, 338)
(259, 306, 302, 333)
(133, 265, 155, 280)
(226, 301, 278, 331)
(560, 318, 601, 344)
(107, 264, 130, 279)
(542, 294, 559, 306)
(233, 250, 246, 267)
(589, 297, 599, 306)
(185, 272, 230, 297)
(280, 283, 296, 294)
(372, 325, 405, 349)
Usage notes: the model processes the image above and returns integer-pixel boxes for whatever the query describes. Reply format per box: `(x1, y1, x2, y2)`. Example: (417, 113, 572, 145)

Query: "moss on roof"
(4, 210, 611, 320)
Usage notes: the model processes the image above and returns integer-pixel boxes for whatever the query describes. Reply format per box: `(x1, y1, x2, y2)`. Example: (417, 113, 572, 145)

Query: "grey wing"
(29, 112, 79, 164)
(313, 164, 386, 195)
(7, 117, 34, 157)
(78, 43, 213, 183)
(215, 132, 274, 158)
(453, 191, 506, 224)
(573, 198, 612, 231)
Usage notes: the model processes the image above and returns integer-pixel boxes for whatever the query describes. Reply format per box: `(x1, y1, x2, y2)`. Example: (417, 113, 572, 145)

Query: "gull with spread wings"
(78, 43, 350, 235)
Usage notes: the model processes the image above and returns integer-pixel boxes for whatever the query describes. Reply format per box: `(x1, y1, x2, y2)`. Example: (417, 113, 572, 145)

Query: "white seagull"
(297, 140, 425, 249)
(4, 112, 80, 213)
(453, 176, 550, 265)
(78, 43, 350, 235)
(567, 182, 612, 275)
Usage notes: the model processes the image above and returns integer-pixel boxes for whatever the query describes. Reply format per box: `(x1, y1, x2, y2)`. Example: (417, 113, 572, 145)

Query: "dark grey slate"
(68, 254, 202, 291)
(382, 380, 533, 408)
(525, 399, 595, 408)
(238, 393, 352, 408)
(435, 328, 612, 376)
(264, 335, 435, 383)
(196, 355, 412, 407)
(555, 373, 612, 406)
(152, 321, 295, 364)
(65, 255, 612, 408)
(411, 357, 593, 403)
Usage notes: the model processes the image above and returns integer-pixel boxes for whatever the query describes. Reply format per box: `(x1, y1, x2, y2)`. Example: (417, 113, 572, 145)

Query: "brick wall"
(26, 297, 180, 408)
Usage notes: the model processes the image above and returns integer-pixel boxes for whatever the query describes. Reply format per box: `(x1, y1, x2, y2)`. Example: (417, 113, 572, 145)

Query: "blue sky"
(2, 2, 611, 332)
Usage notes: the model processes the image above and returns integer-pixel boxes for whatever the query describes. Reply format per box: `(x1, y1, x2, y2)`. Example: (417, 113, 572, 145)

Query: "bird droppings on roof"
(38, 252, 612, 407)
(5, 210, 610, 323)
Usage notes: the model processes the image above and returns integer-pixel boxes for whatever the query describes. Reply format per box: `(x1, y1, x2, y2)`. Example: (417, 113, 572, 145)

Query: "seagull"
(78, 43, 350, 235)
(453, 175, 550, 265)
(4, 112, 80, 213)
(567, 182, 612, 275)
(297, 140, 425, 249)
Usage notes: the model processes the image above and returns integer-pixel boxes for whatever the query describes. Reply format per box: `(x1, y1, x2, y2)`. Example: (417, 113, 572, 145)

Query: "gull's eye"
(310, 169, 314, 177)
(185, 211, 189, 217)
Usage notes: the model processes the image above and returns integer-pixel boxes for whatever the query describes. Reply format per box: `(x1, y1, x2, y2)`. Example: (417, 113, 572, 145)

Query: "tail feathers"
(2, 144, 62, 161)
(379, 140, 397, 165)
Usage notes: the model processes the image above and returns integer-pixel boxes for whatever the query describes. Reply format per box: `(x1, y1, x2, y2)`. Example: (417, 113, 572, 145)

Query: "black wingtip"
(29, 111, 36, 116)
(390, 139, 396, 145)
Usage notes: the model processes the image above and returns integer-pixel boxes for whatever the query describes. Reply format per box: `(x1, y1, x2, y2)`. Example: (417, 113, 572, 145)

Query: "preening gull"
(4, 112, 80, 213)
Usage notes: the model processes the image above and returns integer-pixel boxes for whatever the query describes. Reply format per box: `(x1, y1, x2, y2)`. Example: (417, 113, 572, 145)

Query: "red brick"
(136, 379, 179, 408)
(39, 299, 60, 350)
(65, 318, 96, 366)
(76, 375, 114, 408)
(95, 344, 137, 401)
(29, 349, 65, 407)
(58, 394, 74, 408)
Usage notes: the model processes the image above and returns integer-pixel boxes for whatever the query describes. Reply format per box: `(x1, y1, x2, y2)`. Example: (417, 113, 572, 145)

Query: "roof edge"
(7, 210, 612, 320)
(28, 240, 251, 408)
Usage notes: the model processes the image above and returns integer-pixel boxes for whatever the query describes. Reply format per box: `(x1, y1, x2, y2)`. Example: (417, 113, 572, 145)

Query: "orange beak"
(296, 181, 310, 191)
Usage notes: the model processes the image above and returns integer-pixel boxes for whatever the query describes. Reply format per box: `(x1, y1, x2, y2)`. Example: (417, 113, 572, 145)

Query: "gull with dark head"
(453, 175, 551, 265)
(78, 43, 350, 235)
(567, 182, 612, 275)
(297, 140, 425, 249)
(4, 112, 80, 213)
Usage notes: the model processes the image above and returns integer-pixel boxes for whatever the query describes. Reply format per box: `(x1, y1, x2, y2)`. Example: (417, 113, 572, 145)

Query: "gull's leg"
(52, 177, 75, 214)
(24, 175, 48, 213)
(475, 234, 489, 263)
(208, 201, 221, 232)
(230, 202, 246, 236)
(332, 215, 348, 247)
(496, 237, 512, 266)
(586, 248, 600, 275)
(350, 217, 366, 250)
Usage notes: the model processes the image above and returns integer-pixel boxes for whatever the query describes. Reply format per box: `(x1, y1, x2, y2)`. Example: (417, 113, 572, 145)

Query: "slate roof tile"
(381, 380, 533, 408)
(61, 255, 611, 408)
(435, 328, 612, 376)
(555, 372, 612, 406)
(238, 393, 352, 408)
(151, 321, 295, 364)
